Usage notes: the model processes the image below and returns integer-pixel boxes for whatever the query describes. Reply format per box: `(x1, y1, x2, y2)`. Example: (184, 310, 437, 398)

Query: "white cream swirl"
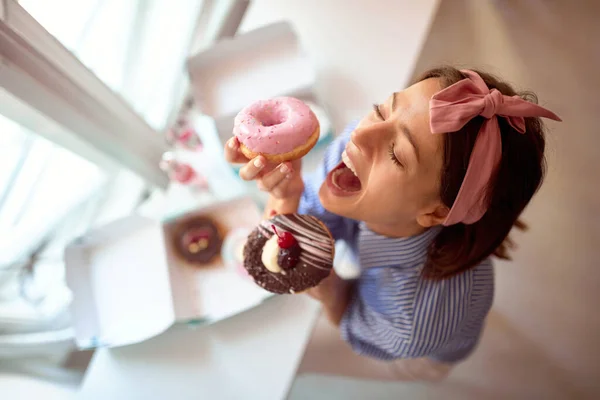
(261, 235, 282, 273)
(258, 214, 333, 272)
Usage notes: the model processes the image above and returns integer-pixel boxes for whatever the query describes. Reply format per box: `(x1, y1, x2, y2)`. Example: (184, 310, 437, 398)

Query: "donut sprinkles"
(233, 97, 320, 163)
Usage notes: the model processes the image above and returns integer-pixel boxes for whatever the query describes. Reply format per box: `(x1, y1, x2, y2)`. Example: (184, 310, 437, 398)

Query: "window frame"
(1, 0, 251, 189)
(1, 0, 169, 187)
(0, 0, 249, 338)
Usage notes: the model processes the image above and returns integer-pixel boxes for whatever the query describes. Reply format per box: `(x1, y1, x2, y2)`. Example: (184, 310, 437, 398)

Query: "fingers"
(239, 155, 267, 181)
(225, 137, 300, 199)
(224, 137, 249, 164)
(258, 162, 294, 198)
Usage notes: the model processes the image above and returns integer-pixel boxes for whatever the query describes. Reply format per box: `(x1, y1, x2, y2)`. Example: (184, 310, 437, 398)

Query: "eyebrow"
(391, 92, 419, 162)
(392, 92, 399, 112)
(399, 123, 419, 162)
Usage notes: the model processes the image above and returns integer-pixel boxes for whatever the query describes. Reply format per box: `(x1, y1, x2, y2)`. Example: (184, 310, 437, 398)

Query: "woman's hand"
(224, 137, 304, 201)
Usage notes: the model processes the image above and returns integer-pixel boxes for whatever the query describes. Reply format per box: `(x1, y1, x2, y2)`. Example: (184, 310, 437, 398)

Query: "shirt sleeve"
(298, 122, 358, 242)
(339, 263, 490, 361)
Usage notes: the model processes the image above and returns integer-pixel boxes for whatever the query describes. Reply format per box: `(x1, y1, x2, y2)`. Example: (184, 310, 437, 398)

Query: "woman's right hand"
(224, 137, 304, 201)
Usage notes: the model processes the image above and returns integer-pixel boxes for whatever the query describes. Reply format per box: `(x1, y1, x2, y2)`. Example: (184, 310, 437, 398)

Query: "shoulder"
(339, 120, 358, 140)
(414, 258, 494, 313)
(341, 244, 494, 360)
(361, 258, 494, 308)
(466, 258, 495, 313)
(368, 258, 494, 339)
(341, 259, 494, 359)
(411, 258, 494, 337)
(321, 121, 357, 168)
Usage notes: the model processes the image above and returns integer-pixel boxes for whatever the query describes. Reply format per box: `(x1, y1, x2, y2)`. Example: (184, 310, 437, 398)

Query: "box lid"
(187, 21, 315, 120)
(65, 215, 175, 348)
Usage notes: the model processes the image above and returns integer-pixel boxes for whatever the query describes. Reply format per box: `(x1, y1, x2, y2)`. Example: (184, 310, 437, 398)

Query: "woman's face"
(319, 78, 448, 236)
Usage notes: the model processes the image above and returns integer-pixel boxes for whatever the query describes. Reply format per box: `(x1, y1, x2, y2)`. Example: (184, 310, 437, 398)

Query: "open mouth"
(326, 150, 362, 196)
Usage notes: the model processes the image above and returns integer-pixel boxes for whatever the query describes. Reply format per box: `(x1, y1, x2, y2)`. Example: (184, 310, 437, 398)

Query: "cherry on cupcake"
(271, 225, 297, 248)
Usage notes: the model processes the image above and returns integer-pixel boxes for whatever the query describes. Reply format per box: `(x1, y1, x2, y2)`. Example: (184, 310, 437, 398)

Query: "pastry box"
(65, 197, 271, 349)
(187, 21, 332, 146)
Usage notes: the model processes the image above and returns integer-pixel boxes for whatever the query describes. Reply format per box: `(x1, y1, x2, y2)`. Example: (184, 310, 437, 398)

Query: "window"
(0, 107, 107, 266)
(19, 0, 204, 130)
(0, 0, 205, 341)
(0, 0, 246, 364)
(0, 89, 145, 337)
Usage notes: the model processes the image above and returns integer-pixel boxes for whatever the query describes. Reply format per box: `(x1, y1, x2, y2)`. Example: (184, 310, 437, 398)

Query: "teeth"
(341, 150, 358, 177)
(332, 169, 345, 190)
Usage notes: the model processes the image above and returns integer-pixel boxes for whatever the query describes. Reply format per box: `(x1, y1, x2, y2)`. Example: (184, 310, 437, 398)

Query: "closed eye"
(388, 143, 403, 168)
(372, 104, 384, 120)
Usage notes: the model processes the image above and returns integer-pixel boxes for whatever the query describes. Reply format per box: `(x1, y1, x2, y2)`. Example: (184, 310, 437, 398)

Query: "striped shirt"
(298, 123, 494, 363)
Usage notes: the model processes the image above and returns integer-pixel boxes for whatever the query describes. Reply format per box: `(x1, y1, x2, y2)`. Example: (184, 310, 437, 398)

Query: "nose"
(350, 125, 372, 148)
(350, 121, 391, 153)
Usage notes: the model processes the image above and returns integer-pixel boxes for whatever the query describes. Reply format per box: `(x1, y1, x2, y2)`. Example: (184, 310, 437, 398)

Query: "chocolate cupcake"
(174, 217, 222, 264)
(243, 214, 334, 294)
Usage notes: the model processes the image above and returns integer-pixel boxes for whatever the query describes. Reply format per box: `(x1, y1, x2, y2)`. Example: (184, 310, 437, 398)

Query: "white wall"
(240, 0, 440, 133)
(412, 1, 600, 398)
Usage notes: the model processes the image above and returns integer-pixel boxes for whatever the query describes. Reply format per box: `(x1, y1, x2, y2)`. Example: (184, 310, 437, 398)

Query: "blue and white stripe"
(298, 122, 495, 363)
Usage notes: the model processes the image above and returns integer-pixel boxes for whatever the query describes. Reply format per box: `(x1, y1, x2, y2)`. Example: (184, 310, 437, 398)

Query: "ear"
(416, 203, 449, 228)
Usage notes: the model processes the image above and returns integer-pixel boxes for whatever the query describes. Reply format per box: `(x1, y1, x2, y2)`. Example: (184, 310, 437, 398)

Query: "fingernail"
(286, 173, 293, 179)
(280, 164, 289, 174)
(254, 158, 264, 168)
(228, 139, 236, 149)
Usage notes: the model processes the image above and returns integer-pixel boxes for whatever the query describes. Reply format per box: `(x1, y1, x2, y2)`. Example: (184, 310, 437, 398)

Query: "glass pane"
(19, 0, 204, 130)
(0, 112, 108, 265)
(0, 99, 146, 331)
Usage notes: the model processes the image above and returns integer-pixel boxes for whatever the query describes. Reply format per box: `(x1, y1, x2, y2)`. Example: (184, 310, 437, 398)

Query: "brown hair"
(418, 66, 547, 279)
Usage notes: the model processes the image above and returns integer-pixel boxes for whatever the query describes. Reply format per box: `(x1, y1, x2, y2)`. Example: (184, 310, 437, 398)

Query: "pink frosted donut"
(233, 97, 320, 163)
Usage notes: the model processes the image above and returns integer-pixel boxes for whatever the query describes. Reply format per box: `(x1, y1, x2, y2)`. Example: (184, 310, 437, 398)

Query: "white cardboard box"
(187, 21, 326, 144)
(188, 21, 315, 119)
(65, 197, 271, 349)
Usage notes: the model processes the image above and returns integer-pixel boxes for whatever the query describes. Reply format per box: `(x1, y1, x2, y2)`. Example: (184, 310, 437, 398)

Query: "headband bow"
(430, 70, 561, 226)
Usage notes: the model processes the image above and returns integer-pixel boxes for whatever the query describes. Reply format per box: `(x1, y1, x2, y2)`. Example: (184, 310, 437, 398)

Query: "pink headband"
(429, 70, 561, 226)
